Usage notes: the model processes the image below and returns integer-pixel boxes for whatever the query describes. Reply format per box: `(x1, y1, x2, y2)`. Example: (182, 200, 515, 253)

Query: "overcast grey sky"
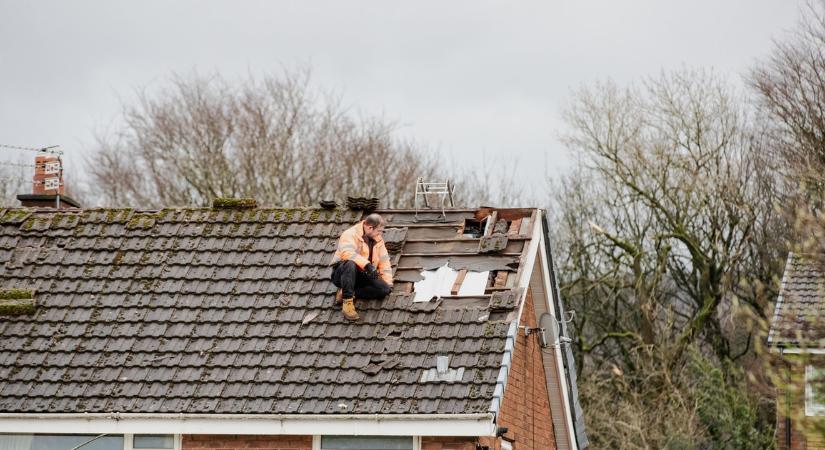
(0, 0, 806, 203)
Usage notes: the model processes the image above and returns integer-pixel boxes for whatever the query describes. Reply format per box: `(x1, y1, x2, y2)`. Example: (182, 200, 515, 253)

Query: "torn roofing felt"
(0, 206, 536, 415)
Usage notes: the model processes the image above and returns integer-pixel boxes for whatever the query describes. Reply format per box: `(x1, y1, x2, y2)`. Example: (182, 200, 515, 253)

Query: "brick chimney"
(16, 156, 81, 209)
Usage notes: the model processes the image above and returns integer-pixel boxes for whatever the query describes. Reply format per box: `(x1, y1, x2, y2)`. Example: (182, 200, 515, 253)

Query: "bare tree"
(83, 69, 446, 208)
(551, 69, 783, 448)
(751, 0, 825, 203)
(0, 166, 27, 206)
(750, 4, 825, 444)
(559, 70, 782, 364)
(450, 154, 534, 207)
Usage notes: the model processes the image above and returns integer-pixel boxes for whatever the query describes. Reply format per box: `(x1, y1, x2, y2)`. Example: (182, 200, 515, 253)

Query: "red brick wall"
(480, 289, 557, 450)
(775, 356, 825, 450)
(421, 436, 476, 450)
(182, 435, 312, 450)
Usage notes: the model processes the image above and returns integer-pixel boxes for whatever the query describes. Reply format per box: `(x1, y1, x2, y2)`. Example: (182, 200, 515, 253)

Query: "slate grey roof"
(769, 253, 825, 347)
(0, 205, 537, 414)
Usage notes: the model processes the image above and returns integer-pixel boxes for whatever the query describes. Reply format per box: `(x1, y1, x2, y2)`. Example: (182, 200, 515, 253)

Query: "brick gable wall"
(479, 289, 558, 450)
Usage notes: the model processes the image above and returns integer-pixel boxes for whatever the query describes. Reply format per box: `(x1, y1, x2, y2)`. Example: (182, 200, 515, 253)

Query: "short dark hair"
(364, 213, 384, 227)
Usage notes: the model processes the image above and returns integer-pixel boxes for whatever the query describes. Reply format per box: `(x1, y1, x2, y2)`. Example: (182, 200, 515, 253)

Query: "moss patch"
(0, 298, 36, 316)
(0, 210, 30, 224)
(126, 213, 156, 229)
(0, 288, 33, 300)
(212, 198, 257, 209)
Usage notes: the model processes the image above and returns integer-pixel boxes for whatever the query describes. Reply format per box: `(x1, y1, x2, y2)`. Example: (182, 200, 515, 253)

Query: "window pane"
(0, 434, 125, 450)
(807, 365, 825, 415)
(134, 435, 175, 449)
(321, 436, 413, 450)
(0, 435, 34, 450)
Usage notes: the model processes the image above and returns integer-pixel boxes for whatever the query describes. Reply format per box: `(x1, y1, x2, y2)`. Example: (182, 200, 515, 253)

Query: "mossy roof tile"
(0, 205, 537, 415)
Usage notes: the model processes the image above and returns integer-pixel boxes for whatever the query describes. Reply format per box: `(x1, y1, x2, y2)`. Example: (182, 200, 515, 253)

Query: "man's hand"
(364, 263, 379, 279)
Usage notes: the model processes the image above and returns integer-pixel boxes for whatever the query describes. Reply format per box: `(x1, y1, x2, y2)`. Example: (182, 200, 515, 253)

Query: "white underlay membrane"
(413, 263, 489, 302)
(458, 270, 489, 296)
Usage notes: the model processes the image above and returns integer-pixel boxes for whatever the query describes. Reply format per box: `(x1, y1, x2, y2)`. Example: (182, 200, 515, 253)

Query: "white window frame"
(0, 433, 180, 450)
(312, 435, 421, 450)
(806, 365, 825, 416)
(123, 433, 181, 450)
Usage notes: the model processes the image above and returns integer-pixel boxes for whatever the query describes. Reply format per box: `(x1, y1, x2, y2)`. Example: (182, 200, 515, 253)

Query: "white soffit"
(0, 414, 496, 437)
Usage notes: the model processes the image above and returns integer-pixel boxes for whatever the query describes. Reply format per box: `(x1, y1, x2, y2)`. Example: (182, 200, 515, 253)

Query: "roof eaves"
(0, 413, 498, 437)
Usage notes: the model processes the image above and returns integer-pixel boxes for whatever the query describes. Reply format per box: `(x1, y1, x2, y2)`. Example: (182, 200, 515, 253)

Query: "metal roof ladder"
(414, 177, 455, 221)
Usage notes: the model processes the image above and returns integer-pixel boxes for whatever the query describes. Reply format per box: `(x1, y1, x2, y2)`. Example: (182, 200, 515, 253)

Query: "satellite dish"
(538, 312, 558, 348)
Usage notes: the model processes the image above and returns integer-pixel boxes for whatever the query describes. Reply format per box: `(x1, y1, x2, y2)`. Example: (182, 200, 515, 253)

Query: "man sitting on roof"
(330, 213, 394, 321)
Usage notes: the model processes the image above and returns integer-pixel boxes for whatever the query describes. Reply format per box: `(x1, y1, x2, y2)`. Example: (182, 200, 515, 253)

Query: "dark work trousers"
(331, 260, 392, 300)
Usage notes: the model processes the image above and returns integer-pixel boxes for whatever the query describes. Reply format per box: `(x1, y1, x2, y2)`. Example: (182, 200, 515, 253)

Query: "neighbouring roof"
(769, 253, 825, 347)
(0, 205, 539, 415)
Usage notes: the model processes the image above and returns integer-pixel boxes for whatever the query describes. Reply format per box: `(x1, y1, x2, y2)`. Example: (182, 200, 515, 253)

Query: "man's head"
(363, 213, 385, 239)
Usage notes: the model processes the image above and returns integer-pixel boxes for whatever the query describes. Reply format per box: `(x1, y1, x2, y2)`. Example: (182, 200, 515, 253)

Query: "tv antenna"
(0, 143, 63, 155)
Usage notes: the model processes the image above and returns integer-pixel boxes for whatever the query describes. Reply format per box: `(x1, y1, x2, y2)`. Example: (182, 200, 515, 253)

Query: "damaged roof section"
(411, 265, 489, 302)
(0, 205, 537, 415)
(387, 208, 534, 312)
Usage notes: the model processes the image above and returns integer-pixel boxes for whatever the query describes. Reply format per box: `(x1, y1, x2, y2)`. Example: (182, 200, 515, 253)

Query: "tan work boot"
(335, 288, 343, 305)
(342, 298, 359, 321)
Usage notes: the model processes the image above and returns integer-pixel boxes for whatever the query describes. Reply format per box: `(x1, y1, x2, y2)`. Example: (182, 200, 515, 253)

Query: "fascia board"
(0, 413, 496, 437)
(535, 226, 579, 450)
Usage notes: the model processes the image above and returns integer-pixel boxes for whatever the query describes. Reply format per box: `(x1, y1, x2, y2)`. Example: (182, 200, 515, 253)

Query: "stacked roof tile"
(346, 197, 379, 211)
(0, 206, 536, 415)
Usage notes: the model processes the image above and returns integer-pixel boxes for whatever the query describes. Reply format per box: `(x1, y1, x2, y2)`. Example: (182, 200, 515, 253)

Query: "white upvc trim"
(514, 211, 543, 317)
(123, 434, 181, 450)
(774, 347, 825, 354)
(312, 435, 421, 450)
(0, 433, 181, 450)
(806, 365, 825, 416)
(536, 224, 578, 450)
(0, 413, 495, 437)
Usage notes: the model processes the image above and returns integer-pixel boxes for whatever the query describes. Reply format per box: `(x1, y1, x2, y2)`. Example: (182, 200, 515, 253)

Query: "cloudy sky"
(0, 1, 806, 203)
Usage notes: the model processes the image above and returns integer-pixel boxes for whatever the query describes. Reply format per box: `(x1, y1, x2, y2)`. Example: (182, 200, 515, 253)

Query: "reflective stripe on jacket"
(330, 221, 394, 285)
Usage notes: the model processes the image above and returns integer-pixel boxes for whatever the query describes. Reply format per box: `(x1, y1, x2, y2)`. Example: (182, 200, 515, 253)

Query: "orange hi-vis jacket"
(330, 221, 394, 285)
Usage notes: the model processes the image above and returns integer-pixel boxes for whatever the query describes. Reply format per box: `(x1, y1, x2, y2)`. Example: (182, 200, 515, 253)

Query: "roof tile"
(0, 206, 533, 415)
